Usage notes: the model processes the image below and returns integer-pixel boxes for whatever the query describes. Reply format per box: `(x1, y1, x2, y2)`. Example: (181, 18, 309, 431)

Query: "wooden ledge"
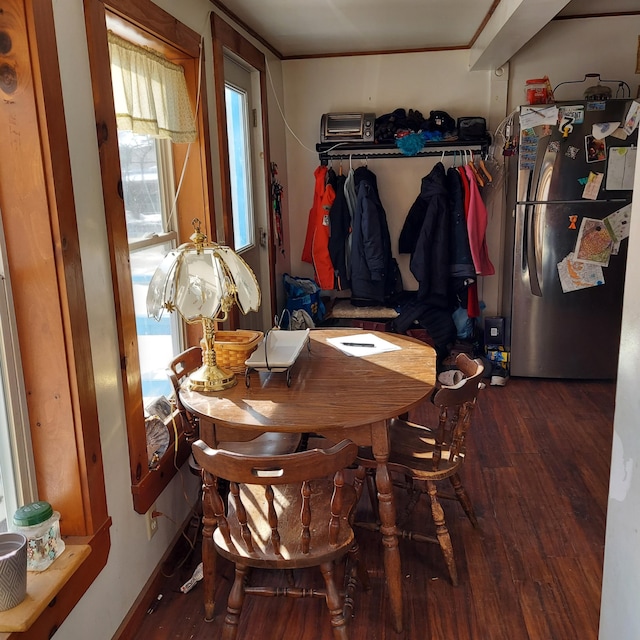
(0, 545, 91, 633)
(327, 298, 399, 319)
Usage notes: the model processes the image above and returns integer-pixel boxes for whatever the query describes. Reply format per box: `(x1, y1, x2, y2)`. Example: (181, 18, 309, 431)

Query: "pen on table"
(341, 342, 375, 347)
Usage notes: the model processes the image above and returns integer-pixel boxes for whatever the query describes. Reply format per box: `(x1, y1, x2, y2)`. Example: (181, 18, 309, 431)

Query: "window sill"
(0, 545, 91, 634)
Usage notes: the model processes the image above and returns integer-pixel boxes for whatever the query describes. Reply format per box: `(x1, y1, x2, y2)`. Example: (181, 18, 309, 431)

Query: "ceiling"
(213, 0, 640, 66)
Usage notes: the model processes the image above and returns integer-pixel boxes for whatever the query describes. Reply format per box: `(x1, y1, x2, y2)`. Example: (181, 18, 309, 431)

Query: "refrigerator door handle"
(523, 203, 543, 297)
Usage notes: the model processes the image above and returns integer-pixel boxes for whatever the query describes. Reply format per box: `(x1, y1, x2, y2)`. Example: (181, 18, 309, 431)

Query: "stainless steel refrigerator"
(503, 99, 636, 378)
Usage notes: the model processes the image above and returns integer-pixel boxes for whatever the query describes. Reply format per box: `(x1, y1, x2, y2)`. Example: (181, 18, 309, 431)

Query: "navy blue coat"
(350, 167, 394, 306)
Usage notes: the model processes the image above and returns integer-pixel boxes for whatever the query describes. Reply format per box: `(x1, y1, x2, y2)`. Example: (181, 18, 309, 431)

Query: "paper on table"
(325, 333, 402, 357)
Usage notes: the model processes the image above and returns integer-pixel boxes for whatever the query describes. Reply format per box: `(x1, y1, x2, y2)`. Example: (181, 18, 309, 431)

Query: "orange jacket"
(302, 165, 335, 290)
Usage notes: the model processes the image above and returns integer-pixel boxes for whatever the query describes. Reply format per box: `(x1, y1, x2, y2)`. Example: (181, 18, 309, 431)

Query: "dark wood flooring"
(131, 377, 614, 640)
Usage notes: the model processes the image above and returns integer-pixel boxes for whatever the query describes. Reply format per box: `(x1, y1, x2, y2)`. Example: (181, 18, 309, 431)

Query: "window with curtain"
(108, 31, 197, 144)
(108, 32, 196, 408)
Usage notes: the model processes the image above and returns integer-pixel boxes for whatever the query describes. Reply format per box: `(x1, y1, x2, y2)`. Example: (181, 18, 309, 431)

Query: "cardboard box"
(487, 348, 511, 369)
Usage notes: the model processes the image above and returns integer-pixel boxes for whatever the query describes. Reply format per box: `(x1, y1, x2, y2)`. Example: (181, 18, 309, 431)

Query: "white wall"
(508, 15, 640, 110)
(281, 52, 504, 314)
(599, 124, 640, 640)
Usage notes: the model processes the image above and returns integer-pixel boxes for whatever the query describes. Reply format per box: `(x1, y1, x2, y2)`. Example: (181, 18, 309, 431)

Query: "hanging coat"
(446, 167, 475, 290)
(464, 164, 495, 276)
(398, 162, 450, 309)
(302, 165, 336, 290)
(457, 166, 481, 317)
(350, 166, 394, 306)
(328, 173, 351, 291)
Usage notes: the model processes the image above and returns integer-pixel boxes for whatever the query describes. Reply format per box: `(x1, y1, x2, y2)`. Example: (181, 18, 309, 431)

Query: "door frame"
(211, 13, 276, 329)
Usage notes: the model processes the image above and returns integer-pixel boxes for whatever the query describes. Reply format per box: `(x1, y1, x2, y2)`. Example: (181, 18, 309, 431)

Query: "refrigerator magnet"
(565, 146, 580, 159)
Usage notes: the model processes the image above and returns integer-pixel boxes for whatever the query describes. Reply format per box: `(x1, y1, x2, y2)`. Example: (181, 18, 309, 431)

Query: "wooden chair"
(355, 352, 484, 586)
(191, 439, 363, 640)
(166, 347, 301, 456)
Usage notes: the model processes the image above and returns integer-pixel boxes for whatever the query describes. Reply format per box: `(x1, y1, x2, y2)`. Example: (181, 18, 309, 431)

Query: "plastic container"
(525, 78, 549, 105)
(12, 501, 65, 571)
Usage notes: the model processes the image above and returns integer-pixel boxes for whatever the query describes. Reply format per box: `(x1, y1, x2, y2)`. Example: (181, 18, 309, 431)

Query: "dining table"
(180, 328, 437, 633)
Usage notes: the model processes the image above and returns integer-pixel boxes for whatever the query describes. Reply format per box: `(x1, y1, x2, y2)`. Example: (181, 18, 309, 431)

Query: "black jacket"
(398, 162, 450, 309)
(328, 173, 351, 291)
(447, 167, 476, 297)
(350, 166, 394, 306)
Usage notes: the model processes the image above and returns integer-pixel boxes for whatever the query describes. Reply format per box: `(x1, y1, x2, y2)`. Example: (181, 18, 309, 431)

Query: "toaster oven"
(320, 112, 376, 143)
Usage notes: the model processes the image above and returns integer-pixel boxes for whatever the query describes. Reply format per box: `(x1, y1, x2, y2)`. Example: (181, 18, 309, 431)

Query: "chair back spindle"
(265, 484, 281, 554)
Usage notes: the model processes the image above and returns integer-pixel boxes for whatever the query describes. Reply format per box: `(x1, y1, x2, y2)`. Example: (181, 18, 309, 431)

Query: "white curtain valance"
(108, 31, 197, 144)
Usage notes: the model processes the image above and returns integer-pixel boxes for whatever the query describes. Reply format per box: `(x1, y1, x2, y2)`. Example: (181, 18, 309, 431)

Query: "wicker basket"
(214, 330, 264, 374)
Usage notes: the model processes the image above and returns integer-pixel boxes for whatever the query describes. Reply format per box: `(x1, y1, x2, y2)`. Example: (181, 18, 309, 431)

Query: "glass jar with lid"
(12, 501, 65, 571)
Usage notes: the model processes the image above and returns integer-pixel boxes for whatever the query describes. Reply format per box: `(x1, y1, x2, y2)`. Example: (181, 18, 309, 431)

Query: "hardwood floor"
(131, 377, 614, 640)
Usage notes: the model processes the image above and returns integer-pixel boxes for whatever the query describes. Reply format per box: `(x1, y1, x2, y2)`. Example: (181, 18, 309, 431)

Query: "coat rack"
(316, 136, 491, 165)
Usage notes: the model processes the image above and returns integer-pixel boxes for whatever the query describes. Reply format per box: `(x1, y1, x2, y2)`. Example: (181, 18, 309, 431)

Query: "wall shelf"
(317, 136, 491, 165)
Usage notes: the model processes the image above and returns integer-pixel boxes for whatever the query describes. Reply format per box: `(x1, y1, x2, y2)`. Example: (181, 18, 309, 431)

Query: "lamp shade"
(146, 240, 261, 324)
(146, 220, 261, 392)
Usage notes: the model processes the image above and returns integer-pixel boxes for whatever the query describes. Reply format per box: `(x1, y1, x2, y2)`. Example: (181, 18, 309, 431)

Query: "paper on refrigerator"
(557, 253, 605, 293)
(574, 217, 614, 266)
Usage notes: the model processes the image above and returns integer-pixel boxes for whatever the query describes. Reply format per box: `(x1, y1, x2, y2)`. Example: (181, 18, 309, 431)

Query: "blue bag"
(283, 273, 325, 326)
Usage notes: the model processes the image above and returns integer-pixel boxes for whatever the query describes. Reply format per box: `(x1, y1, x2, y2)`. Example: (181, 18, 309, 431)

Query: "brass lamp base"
(188, 362, 237, 392)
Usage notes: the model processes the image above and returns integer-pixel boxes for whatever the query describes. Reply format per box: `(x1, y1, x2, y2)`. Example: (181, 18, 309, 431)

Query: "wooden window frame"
(83, 0, 216, 514)
(0, 1, 111, 636)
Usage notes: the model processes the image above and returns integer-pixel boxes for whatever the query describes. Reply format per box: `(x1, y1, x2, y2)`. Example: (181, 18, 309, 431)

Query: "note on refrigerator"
(603, 203, 632, 243)
(519, 105, 559, 129)
(557, 253, 605, 293)
(574, 217, 614, 266)
(582, 171, 604, 200)
(605, 147, 637, 190)
(623, 100, 640, 135)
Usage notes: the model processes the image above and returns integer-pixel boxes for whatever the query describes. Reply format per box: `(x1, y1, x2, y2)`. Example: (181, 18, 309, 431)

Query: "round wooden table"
(181, 328, 437, 632)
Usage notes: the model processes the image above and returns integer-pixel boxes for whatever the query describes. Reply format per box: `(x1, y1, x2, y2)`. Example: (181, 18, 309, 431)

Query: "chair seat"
(357, 418, 463, 481)
(214, 480, 356, 570)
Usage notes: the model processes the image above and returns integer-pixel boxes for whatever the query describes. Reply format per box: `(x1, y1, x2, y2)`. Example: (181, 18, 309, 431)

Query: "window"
(87, 3, 215, 513)
(118, 130, 181, 407)
(225, 83, 254, 252)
